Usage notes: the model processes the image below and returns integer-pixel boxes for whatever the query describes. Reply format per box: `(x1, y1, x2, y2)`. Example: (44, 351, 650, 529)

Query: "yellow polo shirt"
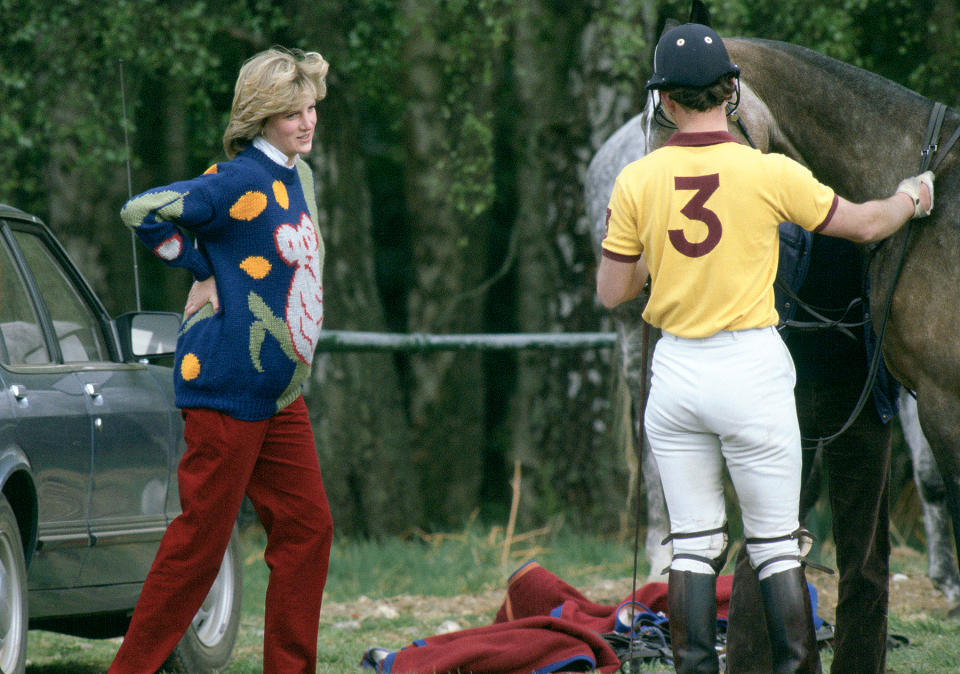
(602, 131, 838, 338)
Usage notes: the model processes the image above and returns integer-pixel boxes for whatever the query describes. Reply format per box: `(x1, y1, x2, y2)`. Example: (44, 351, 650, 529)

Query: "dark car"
(0, 203, 241, 673)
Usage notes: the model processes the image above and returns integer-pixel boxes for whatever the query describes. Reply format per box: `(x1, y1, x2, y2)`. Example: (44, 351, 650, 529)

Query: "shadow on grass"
(28, 665, 106, 673)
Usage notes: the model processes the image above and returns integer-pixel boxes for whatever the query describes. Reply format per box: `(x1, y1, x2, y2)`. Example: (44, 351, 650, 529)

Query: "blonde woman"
(110, 47, 334, 673)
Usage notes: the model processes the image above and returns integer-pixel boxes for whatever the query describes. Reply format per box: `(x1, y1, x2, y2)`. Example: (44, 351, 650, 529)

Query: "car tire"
(0, 494, 28, 674)
(162, 525, 243, 673)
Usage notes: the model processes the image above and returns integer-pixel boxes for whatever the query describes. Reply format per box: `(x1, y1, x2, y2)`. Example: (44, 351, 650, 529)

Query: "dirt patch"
(322, 589, 505, 624)
(322, 547, 958, 628)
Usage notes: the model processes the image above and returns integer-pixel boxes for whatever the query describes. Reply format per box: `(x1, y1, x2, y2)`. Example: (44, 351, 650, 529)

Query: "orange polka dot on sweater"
(240, 256, 272, 279)
(273, 181, 289, 209)
(229, 191, 267, 221)
(180, 353, 201, 381)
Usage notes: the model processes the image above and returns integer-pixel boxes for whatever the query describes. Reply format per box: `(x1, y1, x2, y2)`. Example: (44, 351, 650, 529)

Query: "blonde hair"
(223, 47, 329, 159)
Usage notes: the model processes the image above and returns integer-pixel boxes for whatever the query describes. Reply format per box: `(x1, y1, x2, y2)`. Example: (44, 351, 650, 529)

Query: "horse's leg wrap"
(668, 568, 720, 674)
(759, 565, 821, 674)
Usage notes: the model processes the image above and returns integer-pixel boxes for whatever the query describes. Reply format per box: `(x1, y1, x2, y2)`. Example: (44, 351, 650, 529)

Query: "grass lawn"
(24, 522, 960, 672)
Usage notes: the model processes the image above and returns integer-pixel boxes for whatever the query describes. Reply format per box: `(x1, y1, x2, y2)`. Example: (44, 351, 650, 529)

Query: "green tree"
(3, 0, 953, 535)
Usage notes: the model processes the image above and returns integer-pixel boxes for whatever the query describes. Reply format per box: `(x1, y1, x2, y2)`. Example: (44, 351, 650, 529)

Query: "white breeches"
(645, 326, 802, 580)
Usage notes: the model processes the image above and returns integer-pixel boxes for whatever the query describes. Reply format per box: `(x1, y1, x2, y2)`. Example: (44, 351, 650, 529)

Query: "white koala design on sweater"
(274, 212, 324, 364)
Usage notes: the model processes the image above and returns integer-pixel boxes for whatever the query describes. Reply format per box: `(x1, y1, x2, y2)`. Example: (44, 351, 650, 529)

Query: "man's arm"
(596, 255, 649, 309)
(820, 172, 933, 243)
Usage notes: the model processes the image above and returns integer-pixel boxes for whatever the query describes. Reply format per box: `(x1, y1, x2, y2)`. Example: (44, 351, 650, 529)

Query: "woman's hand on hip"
(185, 276, 219, 317)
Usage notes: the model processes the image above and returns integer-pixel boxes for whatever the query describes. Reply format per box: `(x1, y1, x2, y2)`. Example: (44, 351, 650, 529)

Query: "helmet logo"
(677, 38, 686, 46)
(704, 37, 714, 44)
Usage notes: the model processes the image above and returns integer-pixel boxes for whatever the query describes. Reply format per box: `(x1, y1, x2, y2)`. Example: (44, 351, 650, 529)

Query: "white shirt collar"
(253, 136, 297, 168)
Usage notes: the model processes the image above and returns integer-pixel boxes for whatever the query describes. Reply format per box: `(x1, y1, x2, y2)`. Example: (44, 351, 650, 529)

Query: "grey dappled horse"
(586, 37, 960, 609)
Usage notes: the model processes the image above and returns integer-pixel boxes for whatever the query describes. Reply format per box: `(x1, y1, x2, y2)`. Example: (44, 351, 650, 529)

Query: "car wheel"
(162, 526, 243, 673)
(0, 495, 27, 674)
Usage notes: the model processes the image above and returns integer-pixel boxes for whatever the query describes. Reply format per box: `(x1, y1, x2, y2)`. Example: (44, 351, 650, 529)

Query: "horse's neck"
(727, 39, 934, 199)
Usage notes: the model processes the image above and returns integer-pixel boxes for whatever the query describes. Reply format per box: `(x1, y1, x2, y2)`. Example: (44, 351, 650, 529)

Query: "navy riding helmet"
(645, 23, 740, 90)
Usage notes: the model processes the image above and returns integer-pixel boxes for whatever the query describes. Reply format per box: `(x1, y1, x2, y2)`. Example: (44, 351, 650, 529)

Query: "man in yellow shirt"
(597, 22, 932, 673)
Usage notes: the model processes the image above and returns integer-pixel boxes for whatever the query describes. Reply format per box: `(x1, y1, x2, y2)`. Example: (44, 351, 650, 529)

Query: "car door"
(7, 224, 173, 588)
(0, 225, 91, 590)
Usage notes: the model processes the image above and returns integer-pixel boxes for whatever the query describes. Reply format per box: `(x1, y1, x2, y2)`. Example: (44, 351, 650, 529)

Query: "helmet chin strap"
(652, 79, 742, 130)
(653, 97, 676, 130)
(726, 78, 742, 118)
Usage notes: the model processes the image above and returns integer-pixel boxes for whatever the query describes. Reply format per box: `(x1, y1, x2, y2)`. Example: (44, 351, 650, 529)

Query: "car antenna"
(119, 57, 143, 312)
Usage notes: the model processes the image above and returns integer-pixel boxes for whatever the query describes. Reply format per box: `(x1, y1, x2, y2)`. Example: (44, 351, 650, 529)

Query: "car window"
(0, 235, 51, 365)
(11, 230, 109, 363)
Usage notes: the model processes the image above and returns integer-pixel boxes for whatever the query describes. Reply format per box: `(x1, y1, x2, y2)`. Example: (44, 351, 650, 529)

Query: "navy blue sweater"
(121, 146, 324, 420)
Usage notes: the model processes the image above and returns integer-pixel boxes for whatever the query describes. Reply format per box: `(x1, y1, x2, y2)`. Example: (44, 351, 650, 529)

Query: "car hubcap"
(192, 546, 235, 648)
(0, 533, 22, 671)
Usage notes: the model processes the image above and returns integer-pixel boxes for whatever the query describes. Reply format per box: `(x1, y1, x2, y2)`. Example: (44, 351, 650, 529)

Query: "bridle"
(922, 101, 960, 174)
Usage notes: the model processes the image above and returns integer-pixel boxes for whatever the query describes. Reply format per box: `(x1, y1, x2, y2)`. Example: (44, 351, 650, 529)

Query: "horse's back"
(586, 112, 649, 254)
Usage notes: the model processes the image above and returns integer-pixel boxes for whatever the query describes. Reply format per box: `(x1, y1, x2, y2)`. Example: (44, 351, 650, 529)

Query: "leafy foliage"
(1, 2, 194, 211)
(711, 0, 955, 102)
(4, 0, 960, 531)
(5, 0, 955, 221)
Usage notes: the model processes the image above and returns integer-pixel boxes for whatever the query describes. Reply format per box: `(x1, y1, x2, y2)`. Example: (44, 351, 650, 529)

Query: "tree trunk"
(397, 0, 492, 528)
(507, 2, 646, 532)
(290, 38, 423, 537)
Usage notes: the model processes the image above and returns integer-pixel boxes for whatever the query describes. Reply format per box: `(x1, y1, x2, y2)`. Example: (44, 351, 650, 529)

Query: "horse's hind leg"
(726, 547, 773, 673)
(902, 389, 960, 611)
(641, 437, 670, 580)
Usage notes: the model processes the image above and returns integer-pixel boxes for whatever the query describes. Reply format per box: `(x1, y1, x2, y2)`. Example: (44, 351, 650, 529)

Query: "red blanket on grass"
(374, 615, 621, 673)
(369, 561, 734, 673)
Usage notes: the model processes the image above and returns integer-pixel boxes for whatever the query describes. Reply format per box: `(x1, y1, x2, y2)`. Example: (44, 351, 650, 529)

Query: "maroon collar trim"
(664, 130, 742, 147)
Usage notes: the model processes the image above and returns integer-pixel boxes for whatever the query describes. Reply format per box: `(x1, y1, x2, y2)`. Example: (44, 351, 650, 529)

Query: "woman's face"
(262, 94, 317, 162)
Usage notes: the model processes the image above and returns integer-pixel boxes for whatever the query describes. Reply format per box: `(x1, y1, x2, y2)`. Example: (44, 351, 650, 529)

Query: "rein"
(624, 320, 652, 670)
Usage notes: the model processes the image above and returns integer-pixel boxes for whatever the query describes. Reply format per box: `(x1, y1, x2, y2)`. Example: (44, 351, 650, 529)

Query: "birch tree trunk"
(507, 1, 653, 531)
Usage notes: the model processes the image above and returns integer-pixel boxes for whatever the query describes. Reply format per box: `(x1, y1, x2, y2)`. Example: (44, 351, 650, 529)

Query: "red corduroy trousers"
(109, 396, 333, 674)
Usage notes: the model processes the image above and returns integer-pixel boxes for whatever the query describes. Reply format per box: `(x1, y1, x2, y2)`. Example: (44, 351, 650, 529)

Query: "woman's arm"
(120, 180, 217, 282)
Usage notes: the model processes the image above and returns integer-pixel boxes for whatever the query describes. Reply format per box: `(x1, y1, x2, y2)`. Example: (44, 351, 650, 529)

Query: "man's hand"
(185, 276, 219, 317)
(896, 170, 934, 218)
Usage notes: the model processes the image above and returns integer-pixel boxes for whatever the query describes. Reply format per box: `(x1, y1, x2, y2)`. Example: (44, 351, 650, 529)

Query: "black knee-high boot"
(668, 569, 719, 673)
(759, 566, 821, 673)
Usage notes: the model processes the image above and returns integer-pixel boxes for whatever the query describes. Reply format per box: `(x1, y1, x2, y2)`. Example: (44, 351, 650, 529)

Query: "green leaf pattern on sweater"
(121, 189, 188, 229)
(247, 291, 298, 372)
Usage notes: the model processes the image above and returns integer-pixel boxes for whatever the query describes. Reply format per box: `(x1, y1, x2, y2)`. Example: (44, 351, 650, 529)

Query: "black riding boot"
(759, 566, 821, 673)
(668, 569, 719, 673)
